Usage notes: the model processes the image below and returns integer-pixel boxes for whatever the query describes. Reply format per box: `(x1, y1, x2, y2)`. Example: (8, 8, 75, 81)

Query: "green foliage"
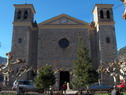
(34, 64, 55, 89)
(72, 39, 98, 89)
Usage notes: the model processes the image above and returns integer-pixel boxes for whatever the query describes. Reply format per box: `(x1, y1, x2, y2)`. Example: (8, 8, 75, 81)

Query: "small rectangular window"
(18, 38, 22, 43)
(106, 37, 110, 43)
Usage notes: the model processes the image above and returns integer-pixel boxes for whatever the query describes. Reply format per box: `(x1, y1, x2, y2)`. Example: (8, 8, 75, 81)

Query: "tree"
(97, 61, 126, 85)
(34, 64, 55, 91)
(72, 40, 98, 89)
(0, 52, 30, 87)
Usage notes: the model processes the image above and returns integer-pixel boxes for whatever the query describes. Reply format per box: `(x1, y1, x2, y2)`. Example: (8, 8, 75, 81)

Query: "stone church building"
(10, 4, 117, 89)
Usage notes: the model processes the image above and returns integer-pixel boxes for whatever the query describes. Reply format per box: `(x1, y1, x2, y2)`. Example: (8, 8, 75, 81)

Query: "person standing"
(63, 82, 67, 95)
(67, 82, 70, 90)
(111, 86, 120, 95)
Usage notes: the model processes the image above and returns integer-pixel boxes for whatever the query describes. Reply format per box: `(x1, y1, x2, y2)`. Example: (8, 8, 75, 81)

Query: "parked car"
(117, 82, 126, 89)
(12, 80, 43, 94)
(0, 82, 2, 91)
(88, 83, 113, 93)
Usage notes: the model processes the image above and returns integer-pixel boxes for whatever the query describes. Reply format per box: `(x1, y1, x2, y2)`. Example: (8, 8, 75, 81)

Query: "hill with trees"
(118, 46, 126, 62)
(0, 56, 7, 64)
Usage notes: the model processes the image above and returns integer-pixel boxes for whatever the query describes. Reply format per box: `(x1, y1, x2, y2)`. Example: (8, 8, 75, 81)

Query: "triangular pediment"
(38, 14, 89, 26)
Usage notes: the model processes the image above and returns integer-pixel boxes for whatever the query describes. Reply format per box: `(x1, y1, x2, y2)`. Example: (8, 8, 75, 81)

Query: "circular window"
(59, 38, 69, 48)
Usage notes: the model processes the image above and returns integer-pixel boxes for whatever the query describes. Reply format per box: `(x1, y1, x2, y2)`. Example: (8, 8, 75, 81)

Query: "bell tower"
(14, 4, 35, 22)
(93, 4, 118, 84)
(11, 4, 37, 82)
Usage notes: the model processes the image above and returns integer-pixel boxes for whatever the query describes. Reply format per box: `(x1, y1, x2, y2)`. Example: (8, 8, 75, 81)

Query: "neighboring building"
(10, 4, 117, 89)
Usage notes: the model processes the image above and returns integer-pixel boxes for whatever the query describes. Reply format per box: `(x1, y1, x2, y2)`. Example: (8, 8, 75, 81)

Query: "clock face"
(60, 18, 68, 24)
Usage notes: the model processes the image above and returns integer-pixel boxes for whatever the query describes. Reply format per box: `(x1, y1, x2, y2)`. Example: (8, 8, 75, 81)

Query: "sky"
(0, 0, 126, 57)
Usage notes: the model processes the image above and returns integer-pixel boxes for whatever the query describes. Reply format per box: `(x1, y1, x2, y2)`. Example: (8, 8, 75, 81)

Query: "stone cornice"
(13, 22, 33, 28)
(95, 21, 115, 26)
(32, 27, 38, 31)
(14, 4, 36, 14)
(89, 27, 96, 31)
(92, 4, 114, 13)
(38, 14, 89, 26)
(38, 24, 90, 29)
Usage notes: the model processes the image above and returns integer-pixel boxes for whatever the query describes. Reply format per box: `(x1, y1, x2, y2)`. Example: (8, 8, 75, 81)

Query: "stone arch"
(106, 10, 110, 19)
(17, 10, 21, 20)
(24, 10, 28, 19)
(100, 10, 104, 19)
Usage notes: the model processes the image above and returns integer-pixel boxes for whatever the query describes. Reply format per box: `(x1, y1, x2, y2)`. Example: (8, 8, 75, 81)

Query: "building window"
(100, 10, 104, 19)
(106, 37, 110, 43)
(18, 38, 22, 43)
(17, 10, 21, 20)
(107, 10, 110, 19)
(59, 38, 69, 48)
(24, 10, 28, 19)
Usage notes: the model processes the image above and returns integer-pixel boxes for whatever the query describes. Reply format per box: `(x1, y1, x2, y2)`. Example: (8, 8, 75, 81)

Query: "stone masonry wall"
(37, 28, 91, 71)
(98, 25, 118, 85)
(98, 25, 117, 65)
(10, 26, 32, 85)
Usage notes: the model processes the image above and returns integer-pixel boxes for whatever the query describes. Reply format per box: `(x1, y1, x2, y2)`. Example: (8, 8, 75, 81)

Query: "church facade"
(11, 4, 117, 89)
